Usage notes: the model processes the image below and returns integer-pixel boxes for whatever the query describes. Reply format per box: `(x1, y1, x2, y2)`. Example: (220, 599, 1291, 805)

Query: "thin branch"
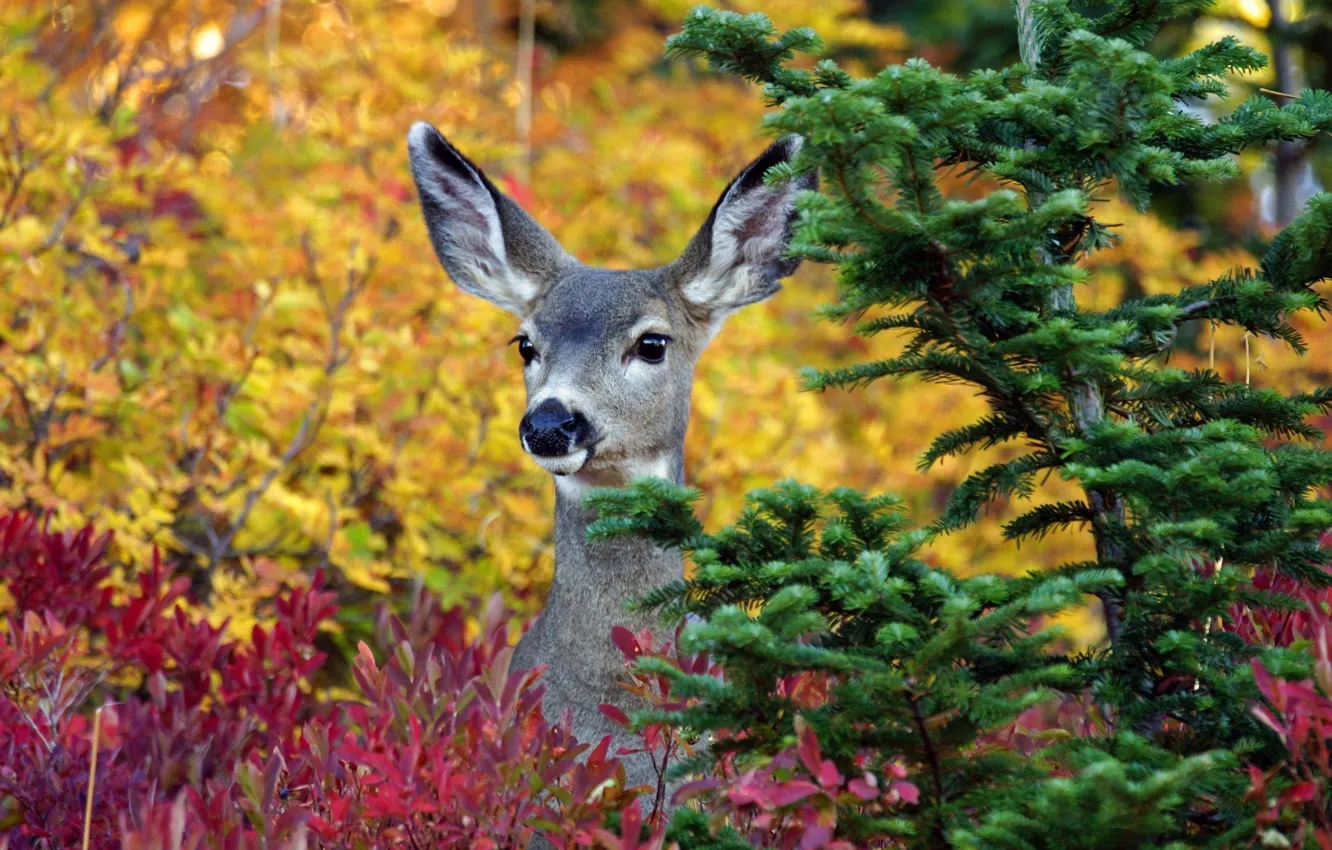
(515, 0, 536, 184)
(909, 695, 951, 850)
(0, 116, 41, 231)
(41, 365, 67, 439)
(212, 290, 271, 426)
(0, 364, 40, 453)
(37, 1, 112, 102)
(1015, 0, 1043, 68)
(197, 224, 392, 577)
(16, 702, 53, 755)
(91, 276, 134, 373)
(320, 488, 338, 571)
(97, 1, 174, 121)
(1266, 0, 1303, 227)
(31, 165, 97, 259)
(205, 403, 322, 573)
(81, 706, 103, 850)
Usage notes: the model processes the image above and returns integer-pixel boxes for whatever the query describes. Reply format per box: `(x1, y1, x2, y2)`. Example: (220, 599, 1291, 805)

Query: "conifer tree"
(590, 0, 1332, 845)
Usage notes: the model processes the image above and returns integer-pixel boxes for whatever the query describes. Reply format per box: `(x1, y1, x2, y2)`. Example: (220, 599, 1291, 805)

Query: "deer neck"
(543, 449, 686, 624)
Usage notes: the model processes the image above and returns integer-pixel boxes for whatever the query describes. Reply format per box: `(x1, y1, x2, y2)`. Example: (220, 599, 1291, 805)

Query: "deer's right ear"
(407, 122, 573, 316)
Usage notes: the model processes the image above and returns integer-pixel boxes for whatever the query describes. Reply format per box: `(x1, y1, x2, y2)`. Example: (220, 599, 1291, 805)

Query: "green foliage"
(591, 479, 1118, 846)
(593, 0, 1332, 846)
(951, 740, 1239, 850)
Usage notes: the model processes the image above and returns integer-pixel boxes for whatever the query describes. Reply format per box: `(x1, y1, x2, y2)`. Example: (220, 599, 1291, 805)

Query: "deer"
(405, 121, 815, 811)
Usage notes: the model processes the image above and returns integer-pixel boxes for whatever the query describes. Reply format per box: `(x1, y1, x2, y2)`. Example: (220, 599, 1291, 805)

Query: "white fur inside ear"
(408, 123, 540, 313)
(680, 183, 793, 312)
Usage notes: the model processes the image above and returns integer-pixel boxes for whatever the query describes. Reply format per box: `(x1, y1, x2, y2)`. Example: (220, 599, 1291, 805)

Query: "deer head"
(406, 122, 815, 492)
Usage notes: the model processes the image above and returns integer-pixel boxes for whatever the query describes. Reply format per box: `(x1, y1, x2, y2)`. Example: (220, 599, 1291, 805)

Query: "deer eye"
(634, 333, 669, 364)
(513, 335, 537, 366)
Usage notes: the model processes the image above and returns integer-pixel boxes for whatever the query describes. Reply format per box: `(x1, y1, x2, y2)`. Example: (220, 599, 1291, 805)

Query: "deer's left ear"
(672, 136, 817, 320)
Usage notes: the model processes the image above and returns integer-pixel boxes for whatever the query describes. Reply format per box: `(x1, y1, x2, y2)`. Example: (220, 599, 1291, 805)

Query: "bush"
(0, 511, 647, 848)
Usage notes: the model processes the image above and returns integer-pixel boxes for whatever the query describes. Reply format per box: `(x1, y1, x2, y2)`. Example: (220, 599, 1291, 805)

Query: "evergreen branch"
(918, 415, 1028, 472)
(1004, 500, 1095, 542)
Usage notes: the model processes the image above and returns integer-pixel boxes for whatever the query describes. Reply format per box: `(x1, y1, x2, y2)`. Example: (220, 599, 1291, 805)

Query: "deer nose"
(520, 398, 591, 457)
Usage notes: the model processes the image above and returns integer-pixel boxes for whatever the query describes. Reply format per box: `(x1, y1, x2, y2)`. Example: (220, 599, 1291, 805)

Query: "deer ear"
(407, 122, 574, 316)
(673, 136, 816, 321)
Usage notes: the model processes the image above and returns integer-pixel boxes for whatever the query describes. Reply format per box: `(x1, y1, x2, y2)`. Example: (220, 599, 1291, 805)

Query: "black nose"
(520, 398, 591, 457)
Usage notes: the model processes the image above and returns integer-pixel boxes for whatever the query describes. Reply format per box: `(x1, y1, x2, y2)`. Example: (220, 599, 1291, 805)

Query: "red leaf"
(794, 716, 822, 776)
(599, 704, 631, 727)
(673, 778, 724, 804)
(817, 760, 843, 789)
(729, 781, 771, 807)
(1285, 780, 1319, 803)
(767, 780, 821, 808)
(1245, 763, 1269, 801)
(848, 775, 878, 801)
(587, 734, 613, 766)
(610, 626, 642, 661)
(1252, 658, 1279, 701)
(798, 825, 833, 850)
(891, 780, 920, 806)
(1252, 704, 1289, 740)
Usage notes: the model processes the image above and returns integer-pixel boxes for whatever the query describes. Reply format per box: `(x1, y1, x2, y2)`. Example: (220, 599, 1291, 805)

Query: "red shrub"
(0, 511, 926, 850)
(0, 513, 650, 849)
(1245, 588, 1332, 847)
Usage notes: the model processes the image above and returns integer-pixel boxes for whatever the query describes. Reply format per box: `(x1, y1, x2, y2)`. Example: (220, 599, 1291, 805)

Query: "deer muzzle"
(519, 398, 594, 474)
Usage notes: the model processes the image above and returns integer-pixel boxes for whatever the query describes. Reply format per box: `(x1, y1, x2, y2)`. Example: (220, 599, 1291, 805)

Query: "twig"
(0, 116, 42, 231)
(42, 364, 67, 442)
(0, 364, 40, 452)
(17, 704, 53, 754)
(97, 1, 173, 121)
(515, 0, 536, 184)
(206, 404, 321, 573)
(909, 694, 950, 849)
(1244, 331, 1251, 385)
(38, 2, 112, 103)
(82, 706, 103, 850)
(212, 290, 271, 424)
(1259, 88, 1332, 139)
(199, 226, 386, 576)
(266, 0, 286, 127)
(32, 165, 97, 259)
(91, 277, 133, 372)
(0, 164, 28, 230)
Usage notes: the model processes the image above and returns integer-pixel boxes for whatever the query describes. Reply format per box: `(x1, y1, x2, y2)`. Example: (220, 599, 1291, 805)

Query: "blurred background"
(1, 0, 1329, 656)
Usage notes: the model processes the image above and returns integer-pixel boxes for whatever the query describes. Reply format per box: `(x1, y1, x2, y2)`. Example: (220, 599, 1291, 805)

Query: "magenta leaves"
(1246, 586, 1332, 848)
(0, 513, 655, 849)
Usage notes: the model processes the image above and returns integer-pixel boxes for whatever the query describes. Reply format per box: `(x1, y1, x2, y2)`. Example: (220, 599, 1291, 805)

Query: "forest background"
(2, 0, 1330, 665)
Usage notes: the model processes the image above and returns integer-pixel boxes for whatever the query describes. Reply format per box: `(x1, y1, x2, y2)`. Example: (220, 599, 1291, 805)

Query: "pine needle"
(1260, 88, 1332, 137)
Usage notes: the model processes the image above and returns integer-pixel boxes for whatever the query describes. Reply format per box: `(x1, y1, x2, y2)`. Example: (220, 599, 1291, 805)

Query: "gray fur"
(406, 123, 812, 830)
